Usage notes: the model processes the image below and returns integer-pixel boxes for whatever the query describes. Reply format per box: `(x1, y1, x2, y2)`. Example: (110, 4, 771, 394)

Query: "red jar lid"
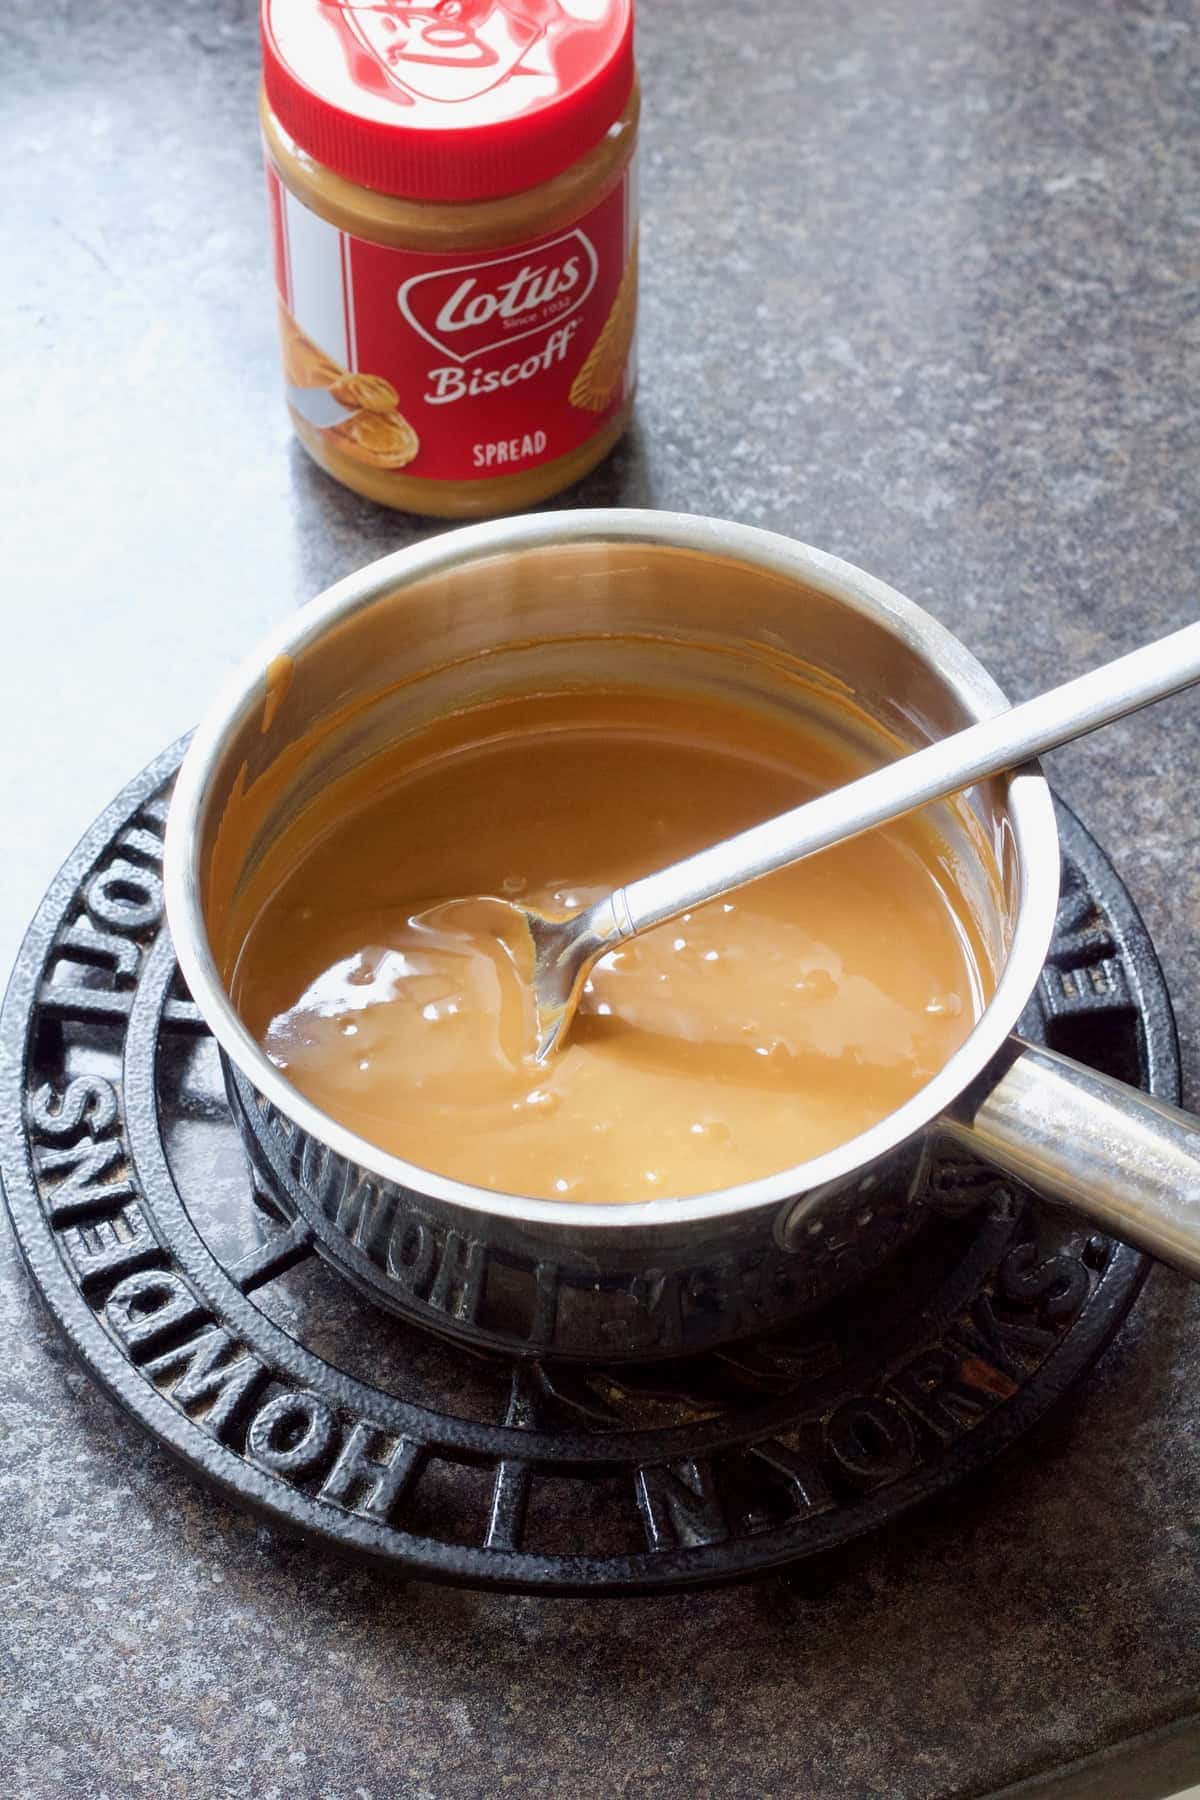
(262, 0, 634, 204)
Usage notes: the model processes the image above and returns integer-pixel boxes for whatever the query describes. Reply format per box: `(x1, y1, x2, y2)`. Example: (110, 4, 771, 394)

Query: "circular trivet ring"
(0, 743, 1177, 1593)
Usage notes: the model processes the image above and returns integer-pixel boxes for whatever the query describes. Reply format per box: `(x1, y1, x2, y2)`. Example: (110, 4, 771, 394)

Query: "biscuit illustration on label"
(330, 407, 420, 470)
(276, 300, 419, 470)
(569, 239, 638, 414)
(330, 371, 399, 414)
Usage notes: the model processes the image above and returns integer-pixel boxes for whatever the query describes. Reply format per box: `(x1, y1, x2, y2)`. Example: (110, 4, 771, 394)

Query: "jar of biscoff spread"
(259, 0, 638, 517)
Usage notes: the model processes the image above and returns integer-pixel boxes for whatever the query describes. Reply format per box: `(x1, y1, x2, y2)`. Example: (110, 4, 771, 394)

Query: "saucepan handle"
(943, 1036, 1200, 1277)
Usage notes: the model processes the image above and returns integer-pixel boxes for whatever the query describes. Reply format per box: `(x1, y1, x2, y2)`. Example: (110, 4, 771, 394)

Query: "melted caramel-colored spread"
(229, 689, 992, 1202)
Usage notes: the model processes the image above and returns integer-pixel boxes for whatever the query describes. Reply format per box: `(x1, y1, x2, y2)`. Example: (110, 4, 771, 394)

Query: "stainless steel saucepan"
(163, 511, 1200, 1360)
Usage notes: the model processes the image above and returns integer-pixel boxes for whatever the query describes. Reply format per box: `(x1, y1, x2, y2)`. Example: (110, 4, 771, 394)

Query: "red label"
(267, 160, 636, 484)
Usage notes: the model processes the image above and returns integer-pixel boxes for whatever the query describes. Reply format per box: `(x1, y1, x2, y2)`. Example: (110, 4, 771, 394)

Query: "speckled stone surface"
(4, 1, 1200, 1795)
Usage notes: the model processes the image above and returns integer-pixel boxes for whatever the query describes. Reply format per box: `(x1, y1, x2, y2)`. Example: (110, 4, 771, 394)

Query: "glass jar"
(260, 0, 639, 517)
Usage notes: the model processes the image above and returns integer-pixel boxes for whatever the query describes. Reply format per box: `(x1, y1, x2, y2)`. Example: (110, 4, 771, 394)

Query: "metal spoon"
(482, 622, 1200, 1061)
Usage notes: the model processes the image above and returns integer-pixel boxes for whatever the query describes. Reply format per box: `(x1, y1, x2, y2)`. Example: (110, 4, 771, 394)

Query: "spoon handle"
(615, 619, 1200, 937)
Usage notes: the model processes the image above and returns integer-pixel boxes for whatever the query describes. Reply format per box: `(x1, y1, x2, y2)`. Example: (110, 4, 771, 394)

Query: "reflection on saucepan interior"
(223, 673, 1000, 1203)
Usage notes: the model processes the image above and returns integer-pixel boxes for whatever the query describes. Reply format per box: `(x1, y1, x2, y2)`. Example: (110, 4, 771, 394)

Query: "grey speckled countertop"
(4, 2, 1200, 1796)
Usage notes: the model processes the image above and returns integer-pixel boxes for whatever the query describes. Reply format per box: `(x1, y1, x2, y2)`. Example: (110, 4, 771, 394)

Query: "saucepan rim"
(163, 508, 1061, 1231)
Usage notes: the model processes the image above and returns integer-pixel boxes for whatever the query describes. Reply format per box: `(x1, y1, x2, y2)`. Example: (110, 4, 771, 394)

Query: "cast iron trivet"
(0, 744, 1180, 1594)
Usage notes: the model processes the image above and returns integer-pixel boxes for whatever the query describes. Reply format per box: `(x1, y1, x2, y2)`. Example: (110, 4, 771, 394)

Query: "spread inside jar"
(225, 685, 995, 1203)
